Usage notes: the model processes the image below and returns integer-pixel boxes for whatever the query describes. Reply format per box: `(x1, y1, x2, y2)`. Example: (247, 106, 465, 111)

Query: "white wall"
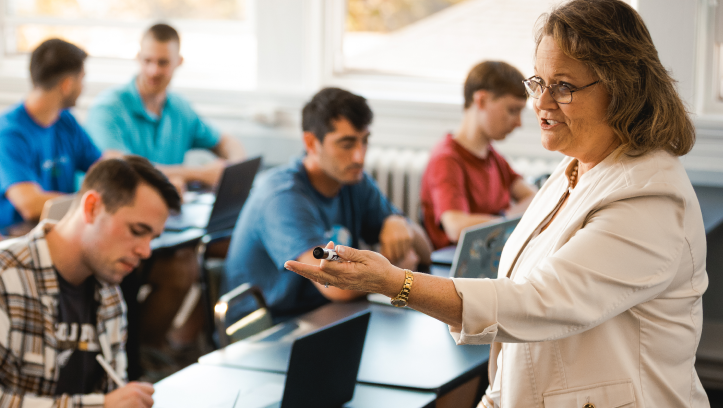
(635, 0, 698, 107)
(633, 0, 723, 186)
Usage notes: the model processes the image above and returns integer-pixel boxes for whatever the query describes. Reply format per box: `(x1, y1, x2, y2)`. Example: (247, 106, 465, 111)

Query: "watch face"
(391, 298, 407, 307)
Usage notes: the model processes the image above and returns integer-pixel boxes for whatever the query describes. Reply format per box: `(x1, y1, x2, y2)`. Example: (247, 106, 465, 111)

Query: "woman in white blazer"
(285, 0, 709, 406)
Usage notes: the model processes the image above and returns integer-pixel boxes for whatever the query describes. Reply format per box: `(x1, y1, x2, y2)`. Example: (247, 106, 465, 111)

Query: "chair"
(213, 283, 273, 348)
(194, 231, 272, 349)
(40, 194, 76, 221)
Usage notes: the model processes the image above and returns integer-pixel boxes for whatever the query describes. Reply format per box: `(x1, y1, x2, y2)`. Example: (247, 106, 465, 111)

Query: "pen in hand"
(313, 247, 343, 262)
(96, 354, 126, 387)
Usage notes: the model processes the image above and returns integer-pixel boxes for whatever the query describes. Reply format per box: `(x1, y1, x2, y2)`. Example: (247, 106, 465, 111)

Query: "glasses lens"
(524, 80, 541, 98)
(553, 84, 572, 104)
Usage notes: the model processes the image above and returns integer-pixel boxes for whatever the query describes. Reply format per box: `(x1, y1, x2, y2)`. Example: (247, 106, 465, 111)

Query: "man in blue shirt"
(0, 39, 111, 230)
(84, 23, 245, 190)
(224, 88, 431, 323)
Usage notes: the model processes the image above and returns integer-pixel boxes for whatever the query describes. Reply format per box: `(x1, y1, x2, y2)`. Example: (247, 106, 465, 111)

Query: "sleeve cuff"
(448, 277, 499, 345)
(449, 322, 499, 345)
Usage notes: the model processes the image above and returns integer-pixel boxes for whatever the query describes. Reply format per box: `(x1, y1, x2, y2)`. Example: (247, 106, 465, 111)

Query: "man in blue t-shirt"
(0, 39, 111, 230)
(84, 23, 245, 191)
(224, 88, 432, 322)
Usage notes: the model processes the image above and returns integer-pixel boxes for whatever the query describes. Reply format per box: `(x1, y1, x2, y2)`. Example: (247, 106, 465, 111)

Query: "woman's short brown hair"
(464, 61, 527, 109)
(535, 0, 694, 157)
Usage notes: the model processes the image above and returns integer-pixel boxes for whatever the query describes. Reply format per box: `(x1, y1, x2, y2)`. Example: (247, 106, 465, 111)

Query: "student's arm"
(440, 180, 534, 241)
(505, 178, 537, 217)
(0, 378, 152, 407)
(0, 130, 55, 221)
(156, 124, 234, 188)
(426, 155, 502, 245)
(439, 211, 503, 244)
(5, 182, 63, 221)
(379, 215, 432, 266)
(297, 248, 366, 301)
(211, 134, 245, 162)
(440, 180, 536, 243)
(103, 382, 155, 408)
(409, 222, 433, 265)
(156, 160, 226, 188)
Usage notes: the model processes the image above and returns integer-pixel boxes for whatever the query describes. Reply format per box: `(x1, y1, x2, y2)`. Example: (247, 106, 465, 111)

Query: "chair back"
(214, 283, 273, 348)
(40, 194, 76, 221)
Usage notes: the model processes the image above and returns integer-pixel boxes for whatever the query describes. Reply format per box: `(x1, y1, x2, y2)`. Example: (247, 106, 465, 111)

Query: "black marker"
(313, 247, 342, 262)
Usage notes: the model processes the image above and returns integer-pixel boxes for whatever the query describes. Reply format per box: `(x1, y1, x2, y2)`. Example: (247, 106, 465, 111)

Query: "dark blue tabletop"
(199, 301, 489, 394)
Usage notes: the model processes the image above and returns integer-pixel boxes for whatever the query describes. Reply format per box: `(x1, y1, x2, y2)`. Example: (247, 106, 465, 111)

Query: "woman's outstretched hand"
(285, 241, 405, 297)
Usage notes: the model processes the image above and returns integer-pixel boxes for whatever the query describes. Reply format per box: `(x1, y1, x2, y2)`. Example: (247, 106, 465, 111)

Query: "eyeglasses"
(522, 76, 600, 104)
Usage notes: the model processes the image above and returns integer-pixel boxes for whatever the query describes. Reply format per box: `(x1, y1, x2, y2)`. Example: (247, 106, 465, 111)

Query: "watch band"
(390, 269, 414, 307)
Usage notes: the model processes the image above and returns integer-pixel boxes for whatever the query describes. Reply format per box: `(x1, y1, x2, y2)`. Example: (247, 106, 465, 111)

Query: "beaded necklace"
(568, 162, 579, 192)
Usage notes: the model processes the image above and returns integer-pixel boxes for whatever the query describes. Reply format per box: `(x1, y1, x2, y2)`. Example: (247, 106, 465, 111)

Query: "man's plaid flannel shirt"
(0, 222, 128, 407)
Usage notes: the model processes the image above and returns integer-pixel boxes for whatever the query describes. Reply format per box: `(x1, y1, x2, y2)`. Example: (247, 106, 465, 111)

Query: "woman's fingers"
(287, 247, 396, 293)
(380, 236, 410, 263)
(285, 260, 325, 283)
(334, 245, 365, 262)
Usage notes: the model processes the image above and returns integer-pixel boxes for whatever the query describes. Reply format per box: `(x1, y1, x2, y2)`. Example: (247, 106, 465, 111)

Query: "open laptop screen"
(450, 216, 522, 280)
(280, 311, 370, 408)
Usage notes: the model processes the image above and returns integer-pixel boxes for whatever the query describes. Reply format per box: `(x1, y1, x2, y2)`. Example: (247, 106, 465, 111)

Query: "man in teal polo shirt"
(84, 23, 245, 376)
(85, 23, 245, 190)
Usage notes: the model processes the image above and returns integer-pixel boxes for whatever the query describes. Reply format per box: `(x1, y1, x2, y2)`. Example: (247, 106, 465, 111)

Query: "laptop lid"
(165, 156, 263, 232)
(450, 216, 521, 280)
(206, 156, 262, 234)
(280, 310, 370, 408)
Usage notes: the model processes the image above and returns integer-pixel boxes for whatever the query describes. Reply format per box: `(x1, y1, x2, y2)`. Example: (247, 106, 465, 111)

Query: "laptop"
(449, 216, 521, 279)
(165, 156, 262, 233)
(233, 311, 371, 408)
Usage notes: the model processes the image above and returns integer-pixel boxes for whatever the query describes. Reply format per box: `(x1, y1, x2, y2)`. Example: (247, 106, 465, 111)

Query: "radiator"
(364, 146, 559, 224)
(365, 147, 430, 224)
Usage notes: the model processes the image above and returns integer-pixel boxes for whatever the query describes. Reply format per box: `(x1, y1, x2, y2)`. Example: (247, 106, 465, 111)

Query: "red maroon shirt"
(421, 134, 521, 249)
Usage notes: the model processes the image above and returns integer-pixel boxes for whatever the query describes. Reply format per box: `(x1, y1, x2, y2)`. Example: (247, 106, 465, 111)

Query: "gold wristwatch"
(390, 269, 414, 307)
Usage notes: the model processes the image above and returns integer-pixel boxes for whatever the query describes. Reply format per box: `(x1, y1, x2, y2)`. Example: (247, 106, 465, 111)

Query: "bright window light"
(719, 45, 723, 102)
(2, 0, 255, 90)
(343, 0, 602, 81)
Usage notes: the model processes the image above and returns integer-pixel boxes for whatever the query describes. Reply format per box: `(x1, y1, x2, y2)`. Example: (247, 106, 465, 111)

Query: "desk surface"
(154, 363, 436, 408)
(200, 301, 489, 394)
(0, 214, 208, 251)
(151, 227, 206, 250)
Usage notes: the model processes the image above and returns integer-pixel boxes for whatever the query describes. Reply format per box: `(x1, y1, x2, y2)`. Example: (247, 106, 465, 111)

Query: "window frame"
(695, 0, 723, 117)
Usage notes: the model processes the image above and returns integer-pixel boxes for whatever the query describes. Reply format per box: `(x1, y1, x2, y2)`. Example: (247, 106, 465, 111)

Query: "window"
(719, 45, 723, 101)
(695, 0, 723, 115)
(340, 0, 563, 83)
(1, 0, 255, 90)
(716, 4, 723, 102)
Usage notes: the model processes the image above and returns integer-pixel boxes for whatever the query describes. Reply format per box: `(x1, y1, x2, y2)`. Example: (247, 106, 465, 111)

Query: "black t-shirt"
(54, 272, 103, 395)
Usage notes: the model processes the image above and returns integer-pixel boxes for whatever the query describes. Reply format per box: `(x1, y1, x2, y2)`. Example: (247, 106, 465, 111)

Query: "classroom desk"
(151, 227, 206, 250)
(1, 219, 211, 252)
(199, 301, 489, 397)
(153, 363, 437, 408)
(150, 192, 217, 250)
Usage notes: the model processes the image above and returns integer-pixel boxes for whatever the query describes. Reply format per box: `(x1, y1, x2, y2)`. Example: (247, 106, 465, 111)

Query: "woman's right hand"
(285, 241, 406, 297)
